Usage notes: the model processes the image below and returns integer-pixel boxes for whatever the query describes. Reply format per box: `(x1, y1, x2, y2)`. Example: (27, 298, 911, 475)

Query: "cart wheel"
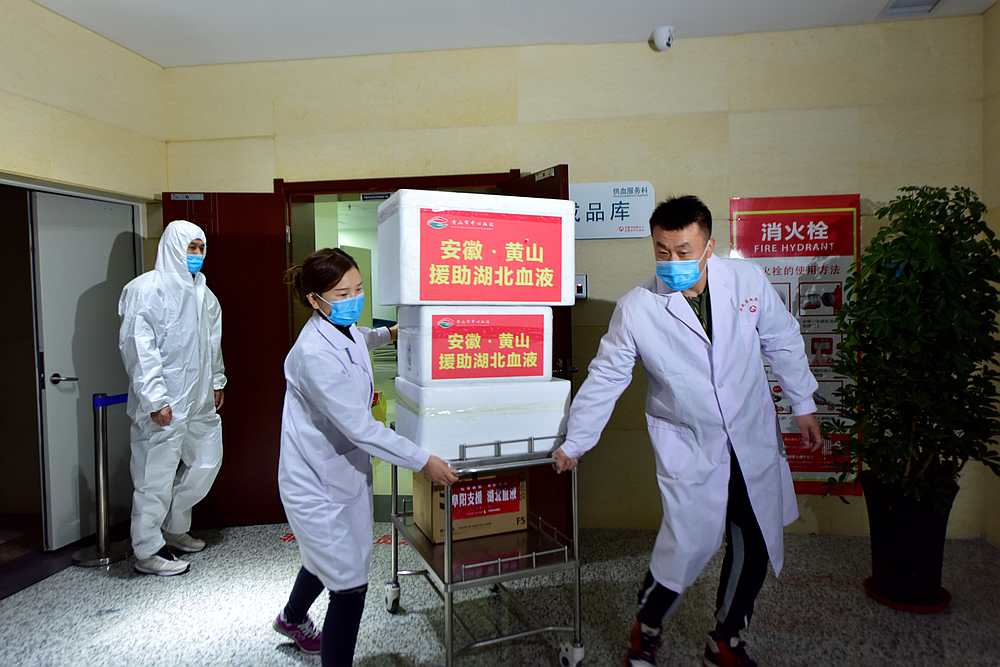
(559, 642, 584, 667)
(384, 582, 401, 614)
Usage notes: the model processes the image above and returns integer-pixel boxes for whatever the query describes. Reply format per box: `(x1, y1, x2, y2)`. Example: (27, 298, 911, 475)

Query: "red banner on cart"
(449, 476, 522, 520)
(431, 314, 545, 380)
(731, 194, 862, 496)
(419, 208, 563, 302)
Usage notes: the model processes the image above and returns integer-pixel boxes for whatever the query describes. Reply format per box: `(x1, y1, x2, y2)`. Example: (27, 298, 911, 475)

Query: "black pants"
(636, 447, 769, 640)
(284, 566, 368, 666)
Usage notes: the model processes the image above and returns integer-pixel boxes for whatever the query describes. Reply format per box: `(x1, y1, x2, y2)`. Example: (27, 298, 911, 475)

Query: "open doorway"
(0, 180, 141, 598)
(289, 193, 402, 426)
(279, 167, 573, 520)
(289, 188, 519, 430)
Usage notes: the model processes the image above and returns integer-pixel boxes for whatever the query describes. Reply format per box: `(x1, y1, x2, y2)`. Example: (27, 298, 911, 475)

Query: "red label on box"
(431, 314, 545, 380)
(449, 477, 521, 520)
(419, 208, 563, 301)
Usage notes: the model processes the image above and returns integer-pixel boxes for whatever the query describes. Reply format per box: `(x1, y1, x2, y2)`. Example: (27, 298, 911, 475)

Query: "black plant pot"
(860, 470, 958, 613)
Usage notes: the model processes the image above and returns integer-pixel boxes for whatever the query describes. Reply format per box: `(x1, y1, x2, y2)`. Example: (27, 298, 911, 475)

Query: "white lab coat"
(118, 220, 226, 559)
(279, 314, 431, 591)
(561, 255, 817, 592)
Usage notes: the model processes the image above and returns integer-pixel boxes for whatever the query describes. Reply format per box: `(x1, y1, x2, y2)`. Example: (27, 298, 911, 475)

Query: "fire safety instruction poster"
(730, 194, 861, 494)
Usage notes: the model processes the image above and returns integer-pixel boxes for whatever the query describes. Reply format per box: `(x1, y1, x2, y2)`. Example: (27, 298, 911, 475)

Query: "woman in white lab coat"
(553, 196, 821, 667)
(273, 248, 457, 666)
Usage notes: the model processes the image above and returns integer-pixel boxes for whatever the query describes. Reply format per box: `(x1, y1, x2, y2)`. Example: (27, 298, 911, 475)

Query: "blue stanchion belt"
(92, 394, 128, 409)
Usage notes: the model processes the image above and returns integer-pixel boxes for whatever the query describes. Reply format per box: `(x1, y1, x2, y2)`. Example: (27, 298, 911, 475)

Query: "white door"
(33, 192, 138, 550)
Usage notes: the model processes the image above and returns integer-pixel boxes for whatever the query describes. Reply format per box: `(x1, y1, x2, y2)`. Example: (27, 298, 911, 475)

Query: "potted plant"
(831, 185, 1000, 612)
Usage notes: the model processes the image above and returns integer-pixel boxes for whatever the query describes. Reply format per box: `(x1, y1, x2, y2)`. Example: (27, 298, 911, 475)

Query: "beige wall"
(162, 17, 992, 538)
(163, 18, 983, 205)
(984, 4, 1000, 547)
(0, 0, 165, 199)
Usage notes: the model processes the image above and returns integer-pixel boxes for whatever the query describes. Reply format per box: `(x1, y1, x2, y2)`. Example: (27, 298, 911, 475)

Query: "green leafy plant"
(831, 186, 1000, 502)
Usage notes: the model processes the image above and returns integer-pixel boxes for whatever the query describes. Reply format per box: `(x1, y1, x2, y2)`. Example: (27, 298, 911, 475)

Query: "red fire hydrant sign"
(430, 314, 545, 380)
(419, 208, 563, 302)
(730, 194, 861, 495)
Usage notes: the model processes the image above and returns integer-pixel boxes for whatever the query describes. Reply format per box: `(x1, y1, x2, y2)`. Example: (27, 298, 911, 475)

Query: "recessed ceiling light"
(879, 0, 941, 18)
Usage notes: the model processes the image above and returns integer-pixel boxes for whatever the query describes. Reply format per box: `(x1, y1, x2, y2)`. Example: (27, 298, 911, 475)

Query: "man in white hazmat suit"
(118, 220, 226, 576)
(553, 196, 821, 667)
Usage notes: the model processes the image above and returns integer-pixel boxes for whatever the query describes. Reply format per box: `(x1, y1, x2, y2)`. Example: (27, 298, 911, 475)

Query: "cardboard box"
(377, 189, 576, 305)
(394, 377, 571, 460)
(413, 471, 528, 543)
(397, 305, 553, 385)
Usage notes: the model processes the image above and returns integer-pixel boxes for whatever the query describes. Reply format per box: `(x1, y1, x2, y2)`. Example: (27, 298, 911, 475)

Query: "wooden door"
(495, 166, 575, 538)
(162, 192, 288, 527)
(495, 166, 574, 381)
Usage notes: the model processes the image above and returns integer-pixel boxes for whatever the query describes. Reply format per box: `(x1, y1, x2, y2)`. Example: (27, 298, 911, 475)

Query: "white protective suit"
(561, 255, 817, 592)
(279, 314, 430, 591)
(118, 220, 226, 560)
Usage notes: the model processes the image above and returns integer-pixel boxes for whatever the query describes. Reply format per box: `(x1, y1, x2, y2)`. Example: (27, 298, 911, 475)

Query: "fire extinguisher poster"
(730, 194, 861, 495)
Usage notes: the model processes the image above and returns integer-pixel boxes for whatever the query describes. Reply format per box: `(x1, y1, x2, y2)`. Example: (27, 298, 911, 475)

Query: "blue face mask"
(318, 294, 365, 327)
(186, 254, 205, 274)
(655, 244, 711, 292)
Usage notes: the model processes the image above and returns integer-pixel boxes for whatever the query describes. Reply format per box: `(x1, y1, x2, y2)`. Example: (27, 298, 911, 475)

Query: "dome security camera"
(649, 25, 676, 52)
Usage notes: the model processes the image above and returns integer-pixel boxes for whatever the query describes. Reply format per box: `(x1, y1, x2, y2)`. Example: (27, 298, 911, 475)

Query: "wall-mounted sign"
(730, 193, 862, 496)
(570, 181, 655, 239)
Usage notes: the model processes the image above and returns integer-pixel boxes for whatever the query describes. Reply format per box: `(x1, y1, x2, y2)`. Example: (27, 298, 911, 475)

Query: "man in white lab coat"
(553, 196, 820, 667)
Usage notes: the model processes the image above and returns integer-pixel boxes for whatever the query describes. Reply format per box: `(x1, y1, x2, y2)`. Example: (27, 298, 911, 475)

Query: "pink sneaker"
(273, 612, 322, 654)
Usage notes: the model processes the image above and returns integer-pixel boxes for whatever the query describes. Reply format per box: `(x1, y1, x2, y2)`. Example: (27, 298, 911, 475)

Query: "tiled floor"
(0, 524, 997, 666)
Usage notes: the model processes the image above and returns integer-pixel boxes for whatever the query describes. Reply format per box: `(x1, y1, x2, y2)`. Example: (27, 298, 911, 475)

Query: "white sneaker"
(134, 548, 190, 577)
(163, 532, 206, 553)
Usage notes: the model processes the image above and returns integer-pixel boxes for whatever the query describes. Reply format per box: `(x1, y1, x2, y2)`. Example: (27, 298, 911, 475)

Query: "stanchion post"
(94, 393, 109, 555)
(73, 393, 130, 567)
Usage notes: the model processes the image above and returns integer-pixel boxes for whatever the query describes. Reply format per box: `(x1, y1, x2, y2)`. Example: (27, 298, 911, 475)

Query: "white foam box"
(395, 377, 571, 461)
(397, 306, 552, 386)
(377, 189, 575, 305)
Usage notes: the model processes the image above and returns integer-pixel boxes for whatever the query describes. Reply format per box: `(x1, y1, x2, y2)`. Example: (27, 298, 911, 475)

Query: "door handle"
(50, 373, 79, 385)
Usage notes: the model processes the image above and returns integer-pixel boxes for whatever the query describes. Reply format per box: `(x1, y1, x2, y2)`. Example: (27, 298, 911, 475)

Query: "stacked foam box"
(396, 306, 553, 386)
(378, 189, 575, 462)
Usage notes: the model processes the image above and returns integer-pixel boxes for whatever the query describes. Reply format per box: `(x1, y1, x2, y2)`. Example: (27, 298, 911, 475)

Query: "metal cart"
(385, 435, 585, 666)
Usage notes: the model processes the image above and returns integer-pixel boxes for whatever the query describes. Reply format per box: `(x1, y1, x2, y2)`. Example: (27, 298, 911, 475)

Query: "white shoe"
(163, 532, 206, 553)
(134, 550, 190, 577)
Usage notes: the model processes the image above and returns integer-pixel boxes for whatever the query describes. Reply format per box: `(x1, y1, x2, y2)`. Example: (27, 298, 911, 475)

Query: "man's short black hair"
(649, 195, 712, 239)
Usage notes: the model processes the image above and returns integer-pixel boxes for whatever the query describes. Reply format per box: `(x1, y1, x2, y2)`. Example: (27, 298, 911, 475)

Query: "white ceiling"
(34, 0, 996, 67)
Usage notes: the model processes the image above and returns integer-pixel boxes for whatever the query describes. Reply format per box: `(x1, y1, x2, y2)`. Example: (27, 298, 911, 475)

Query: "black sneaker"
(625, 620, 661, 666)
